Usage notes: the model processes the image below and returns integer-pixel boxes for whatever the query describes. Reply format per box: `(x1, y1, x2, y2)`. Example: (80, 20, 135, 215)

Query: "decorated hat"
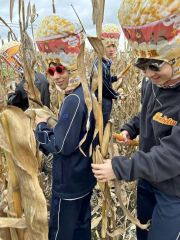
(118, 0, 180, 80)
(35, 15, 84, 71)
(35, 15, 84, 92)
(0, 41, 23, 73)
(101, 24, 120, 47)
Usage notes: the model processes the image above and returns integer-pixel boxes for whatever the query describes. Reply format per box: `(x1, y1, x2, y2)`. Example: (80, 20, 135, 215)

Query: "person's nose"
(110, 46, 115, 51)
(53, 71, 60, 79)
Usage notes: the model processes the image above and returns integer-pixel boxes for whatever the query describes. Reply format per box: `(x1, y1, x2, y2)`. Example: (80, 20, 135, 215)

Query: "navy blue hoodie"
(35, 85, 96, 199)
(112, 78, 180, 198)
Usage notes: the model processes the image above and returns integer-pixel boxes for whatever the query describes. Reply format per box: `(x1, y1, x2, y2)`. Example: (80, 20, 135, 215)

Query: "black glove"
(7, 82, 29, 111)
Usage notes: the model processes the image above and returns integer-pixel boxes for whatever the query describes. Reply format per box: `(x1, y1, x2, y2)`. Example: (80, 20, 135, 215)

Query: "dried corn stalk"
(0, 148, 11, 240)
(90, 2, 150, 238)
(0, 106, 48, 240)
(77, 43, 93, 155)
(91, 0, 105, 38)
(10, 0, 15, 22)
(87, 36, 104, 145)
(90, 2, 114, 238)
(18, 0, 42, 107)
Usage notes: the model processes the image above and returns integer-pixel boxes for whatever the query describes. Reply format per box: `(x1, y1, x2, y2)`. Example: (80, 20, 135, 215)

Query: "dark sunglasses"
(134, 59, 165, 72)
(47, 65, 65, 76)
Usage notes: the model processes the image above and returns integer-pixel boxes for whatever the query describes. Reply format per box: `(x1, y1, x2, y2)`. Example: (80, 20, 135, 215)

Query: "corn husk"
(0, 106, 48, 240)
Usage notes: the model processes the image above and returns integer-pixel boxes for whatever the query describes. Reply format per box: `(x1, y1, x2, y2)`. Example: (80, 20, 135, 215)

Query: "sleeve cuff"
(112, 156, 134, 181)
(111, 76, 118, 82)
(35, 122, 50, 144)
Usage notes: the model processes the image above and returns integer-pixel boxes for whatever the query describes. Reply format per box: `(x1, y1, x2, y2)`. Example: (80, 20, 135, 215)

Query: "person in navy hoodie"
(35, 15, 96, 240)
(90, 24, 122, 128)
(92, 2, 180, 240)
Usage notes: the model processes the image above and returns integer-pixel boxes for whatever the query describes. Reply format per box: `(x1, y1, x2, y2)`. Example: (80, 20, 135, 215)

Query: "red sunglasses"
(47, 65, 66, 76)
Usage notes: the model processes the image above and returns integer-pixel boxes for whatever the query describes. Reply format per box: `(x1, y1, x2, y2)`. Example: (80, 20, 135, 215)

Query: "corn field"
(0, 1, 148, 240)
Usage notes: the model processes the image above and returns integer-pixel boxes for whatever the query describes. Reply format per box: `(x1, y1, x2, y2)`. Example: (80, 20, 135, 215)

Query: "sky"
(0, 0, 126, 49)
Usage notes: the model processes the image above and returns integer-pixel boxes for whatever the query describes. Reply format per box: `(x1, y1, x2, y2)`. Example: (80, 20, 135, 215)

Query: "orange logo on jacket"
(153, 112, 177, 126)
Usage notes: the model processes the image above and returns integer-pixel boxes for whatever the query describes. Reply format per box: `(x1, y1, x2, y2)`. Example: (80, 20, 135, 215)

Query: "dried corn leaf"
(77, 43, 93, 154)
(91, 216, 102, 230)
(97, 58, 103, 146)
(91, 0, 105, 37)
(101, 185, 108, 239)
(31, 4, 37, 23)
(92, 94, 99, 142)
(101, 120, 113, 158)
(0, 122, 9, 153)
(10, 0, 15, 22)
(0, 225, 11, 240)
(0, 217, 26, 228)
(86, 37, 105, 145)
(0, 16, 18, 41)
(19, 17, 41, 105)
(91, 73, 98, 93)
(87, 37, 104, 57)
(0, 107, 38, 173)
(107, 227, 124, 238)
(115, 180, 150, 230)
(52, 0, 56, 14)
(91, 0, 97, 24)
(5, 151, 24, 240)
(25, 1, 31, 30)
(0, 106, 48, 240)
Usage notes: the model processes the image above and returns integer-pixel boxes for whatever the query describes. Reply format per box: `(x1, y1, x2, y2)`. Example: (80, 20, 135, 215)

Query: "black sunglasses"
(134, 59, 165, 72)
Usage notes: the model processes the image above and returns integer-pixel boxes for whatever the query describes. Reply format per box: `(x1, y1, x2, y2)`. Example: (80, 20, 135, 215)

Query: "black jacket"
(35, 85, 96, 199)
(112, 78, 180, 198)
(8, 72, 50, 110)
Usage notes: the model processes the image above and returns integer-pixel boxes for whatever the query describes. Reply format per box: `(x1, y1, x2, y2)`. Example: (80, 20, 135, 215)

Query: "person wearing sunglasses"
(92, 2, 180, 240)
(34, 16, 96, 240)
(47, 62, 70, 90)
(134, 58, 176, 87)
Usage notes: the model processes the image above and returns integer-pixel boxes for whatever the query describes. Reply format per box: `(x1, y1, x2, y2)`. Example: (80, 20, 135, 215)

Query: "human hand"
(113, 131, 139, 146)
(117, 74, 123, 82)
(120, 130, 130, 143)
(91, 159, 116, 182)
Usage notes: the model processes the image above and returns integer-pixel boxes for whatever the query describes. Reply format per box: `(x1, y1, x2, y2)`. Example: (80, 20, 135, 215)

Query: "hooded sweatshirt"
(112, 77, 180, 198)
